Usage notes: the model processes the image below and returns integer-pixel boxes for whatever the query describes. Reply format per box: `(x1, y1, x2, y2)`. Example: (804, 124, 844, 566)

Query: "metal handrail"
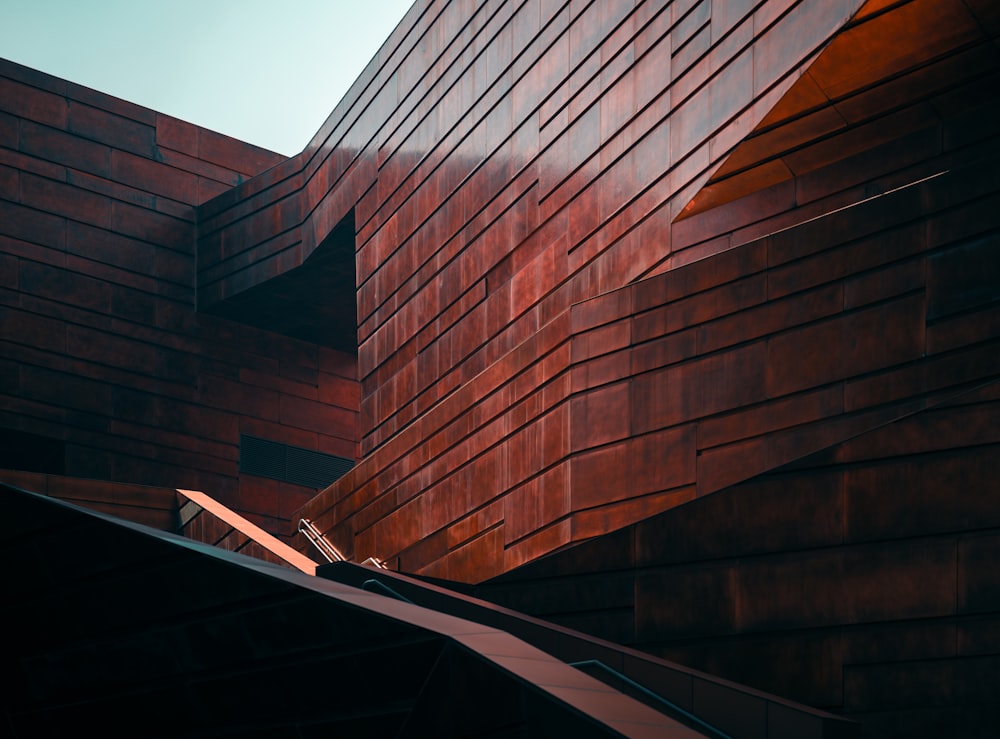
(361, 578, 413, 603)
(297, 518, 346, 563)
(360, 556, 387, 569)
(569, 660, 732, 739)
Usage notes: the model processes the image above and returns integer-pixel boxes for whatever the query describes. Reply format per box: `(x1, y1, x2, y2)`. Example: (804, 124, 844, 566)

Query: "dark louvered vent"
(240, 436, 285, 479)
(286, 446, 356, 488)
(240, 435, 354, 489)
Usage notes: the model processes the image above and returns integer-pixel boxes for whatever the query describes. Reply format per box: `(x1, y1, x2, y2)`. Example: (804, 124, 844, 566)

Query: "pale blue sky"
(0, 0, 415, 155)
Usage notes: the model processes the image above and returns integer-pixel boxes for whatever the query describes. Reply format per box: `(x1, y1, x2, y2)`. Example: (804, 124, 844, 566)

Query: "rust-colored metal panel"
(0, 60, 360, 538)
(5, 10, 1000, 698)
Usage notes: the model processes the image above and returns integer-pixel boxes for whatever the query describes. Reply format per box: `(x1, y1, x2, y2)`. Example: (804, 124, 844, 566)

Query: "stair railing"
(297, 518, 346, 563)
(298, 518, 388, 568)
(570, 660, 732, 739)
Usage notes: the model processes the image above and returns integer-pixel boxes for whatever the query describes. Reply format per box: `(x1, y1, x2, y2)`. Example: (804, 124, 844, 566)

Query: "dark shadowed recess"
(202, 212, 358, 353)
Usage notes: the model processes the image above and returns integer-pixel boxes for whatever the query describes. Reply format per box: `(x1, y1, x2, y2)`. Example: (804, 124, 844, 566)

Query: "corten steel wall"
(475, 387, 1000, 737)
(0, 59, 360, 536)
(463, 103, 1000, 732)
(266, 0, 868, 575)
(282, 0, 998, 580)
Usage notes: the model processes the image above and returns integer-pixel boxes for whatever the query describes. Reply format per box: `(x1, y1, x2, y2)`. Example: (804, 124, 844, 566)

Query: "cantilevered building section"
(2, 0, 999, 736)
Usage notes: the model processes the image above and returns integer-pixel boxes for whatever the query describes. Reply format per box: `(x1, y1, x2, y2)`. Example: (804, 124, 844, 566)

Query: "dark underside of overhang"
(201, 213, 359, 354)
(676, 0, 1000, 221)
(1, 483, 722, 739)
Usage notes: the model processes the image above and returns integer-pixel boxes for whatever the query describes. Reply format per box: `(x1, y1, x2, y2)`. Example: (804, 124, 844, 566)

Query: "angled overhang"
(1, 482, 702, 737)
(198, 211, 359, 352)
(676, 0, 1000, 221)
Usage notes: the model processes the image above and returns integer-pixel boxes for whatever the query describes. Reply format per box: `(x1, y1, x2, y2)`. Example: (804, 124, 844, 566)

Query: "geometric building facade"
(296, 0, 1000, 583)
(0, 59, 359, 533)
(3, 0, 999, 735)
